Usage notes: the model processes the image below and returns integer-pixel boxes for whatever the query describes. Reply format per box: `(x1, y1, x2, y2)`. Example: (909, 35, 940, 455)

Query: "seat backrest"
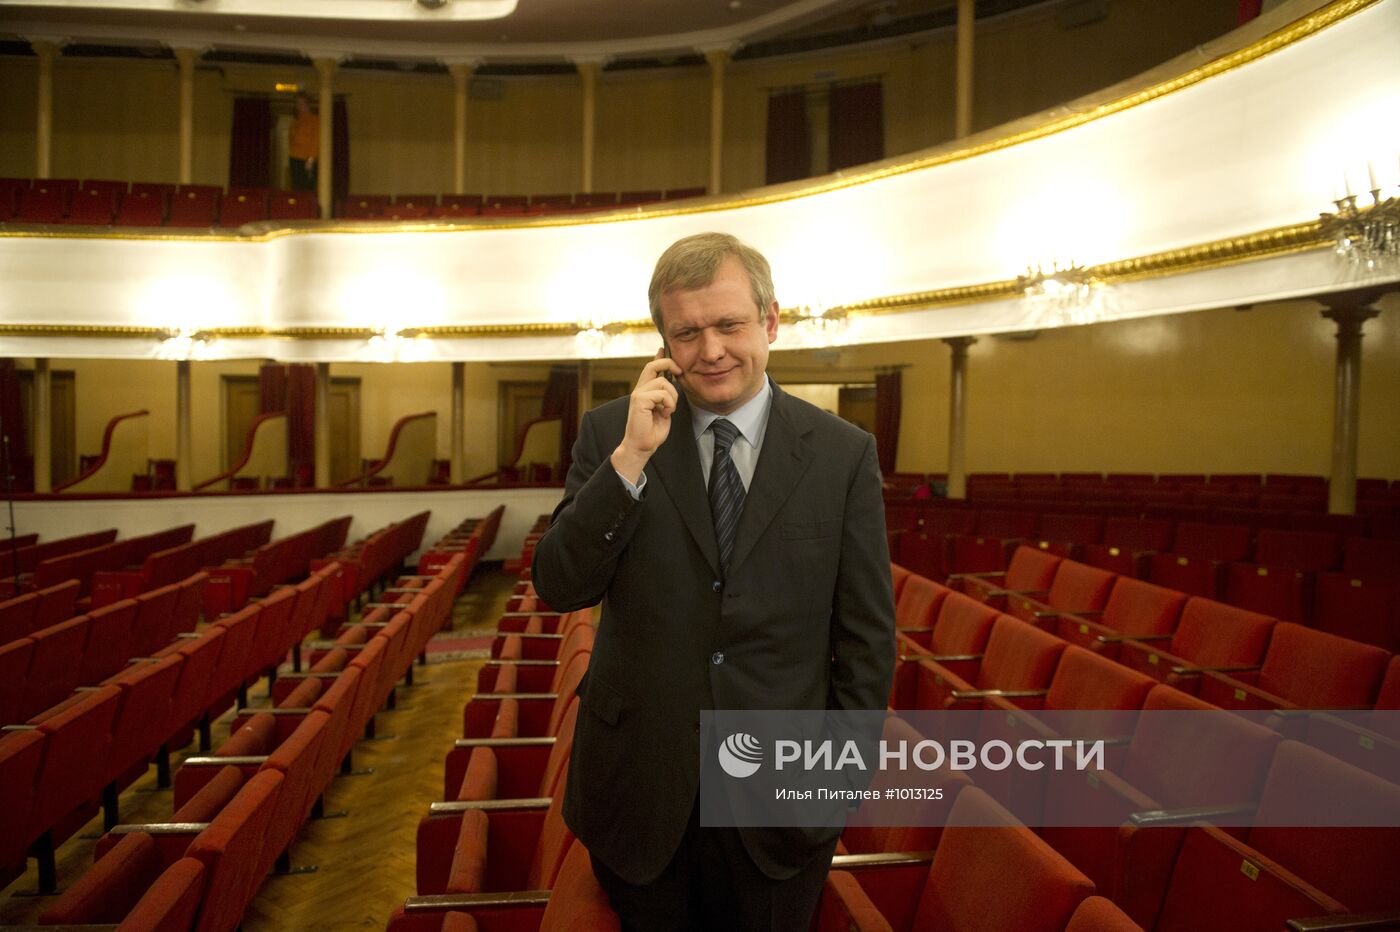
(208, 604, 262, 705)
(976, 510, 1038, 539)
(189, 769, 284, 932)
(133, 583, 182, 656)
(976, 615, 1066, 691)
(1101, 517, 1174, 552)
(896, 575, 949, 629)
(1045, 645, 1154, 714)
(174, 572, 208, 632)
(550, 652, 591, 736)
(107, 654, 183, 779)
(1036, 514, 1104, 546)
(80, 598, 140, 683)
(1342, 536, 1400, 580)
(930, 592, 999, 656)
(0, 729, 46, 866)
(1100, 577, 1187, 638)
(891, 563, 913, 601)
(540, 698, 580, 796)
(540, 839, 620, 932)
(1249, 741, 1400, 912)
(259, 710, 331, 875)
(117, 857, 207, 932)
(0, 592, 40, 641)
(0, 637, 36, 724)
(31, 685, 122, 830)
(1003, 546, 1063, 593)
(27, 614, 92, 712)
(526, 779, 576, 891)
(166, 626, 226, 734)
(1254, 529, 1340, 572)
(913, 787, 1093, 931)
(1045, 561, 1117, 613)
(1065, 896, 1143, 932)
(35, 579, 81, 629)
(247, 586, 299, 676)
(1171, 521, 1251, 561)
(1168, 599, 1274, 668)
(1256, 622, 1391, 708)
(1124, 685, 1280, 808)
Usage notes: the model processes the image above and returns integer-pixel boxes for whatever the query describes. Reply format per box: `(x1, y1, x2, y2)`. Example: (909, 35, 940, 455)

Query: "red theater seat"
(1082, 517, 1174, 577)
(1054, 576, 1187, 660)
(1005, 559, 1117, 630)
(1118, 598, 1275, 694)
(914, 614, 1065, 714)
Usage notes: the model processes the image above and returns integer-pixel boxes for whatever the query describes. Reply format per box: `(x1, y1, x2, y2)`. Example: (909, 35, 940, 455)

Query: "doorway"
(222, 374, 360, 486)
(18, 369, 77, 488)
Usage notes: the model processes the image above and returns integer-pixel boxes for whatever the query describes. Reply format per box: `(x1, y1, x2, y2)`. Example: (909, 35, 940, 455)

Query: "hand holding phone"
(611, 350, 683, 484)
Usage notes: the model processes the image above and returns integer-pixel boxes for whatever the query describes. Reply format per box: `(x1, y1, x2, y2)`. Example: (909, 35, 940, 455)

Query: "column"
(944, 337, 976, 500)
(447, 62, 475, 195)
(173, 48, 201, 185)
(575, 59, 601, 194)
(450, 361, 466, 485)
(175, 360, 193, 491)
(703, 48, 730, 195)
(1321, 297, 1381, 515)
(313, 57, 338, 219)
(33, 359, 52, 493)
(955, 0, 974, 138)
(577, 360, 593, 430)
(30, 39, 61, 178)
(314, 362, 331, 488)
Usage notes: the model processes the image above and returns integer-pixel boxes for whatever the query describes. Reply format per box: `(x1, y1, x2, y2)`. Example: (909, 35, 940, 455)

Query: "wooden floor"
(0, 566, 513, 931)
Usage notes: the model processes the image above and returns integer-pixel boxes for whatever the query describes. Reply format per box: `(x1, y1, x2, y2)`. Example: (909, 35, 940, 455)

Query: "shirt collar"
(691, 376, 773, 449)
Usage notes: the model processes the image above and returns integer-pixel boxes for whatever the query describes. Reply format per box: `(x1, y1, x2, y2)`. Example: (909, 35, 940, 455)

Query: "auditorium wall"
(0, 0, 1233, 195)
(15, 295, 1400, 490)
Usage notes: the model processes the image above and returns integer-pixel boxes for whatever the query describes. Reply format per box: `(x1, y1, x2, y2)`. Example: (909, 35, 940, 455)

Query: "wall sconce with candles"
(1321, 160, 1399, 274)
(1017, 261, 1102, 324)
(786, 302, 849, 348)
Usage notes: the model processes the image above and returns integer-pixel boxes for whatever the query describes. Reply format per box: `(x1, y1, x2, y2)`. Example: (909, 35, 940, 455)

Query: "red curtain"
(228, 97, 272, 189)
(332, 98, 350, 214)
(0, 360, 29, 491)
(285, 364, 316, 486)
(539, 366, 579, 480)
(259, 363, 287, 414)
(1237, 0, 1263, 23)
(829, 81, 884, 172)
(766, 90, 811, 185)
(874, 370, 902, 476)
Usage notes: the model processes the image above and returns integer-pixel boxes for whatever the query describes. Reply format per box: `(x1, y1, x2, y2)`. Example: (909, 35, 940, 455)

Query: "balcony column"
(313, 57, 339, 219)
(33, 359, 52, 493)
(29, 39, 63, 178)
(1320, 293, 1383, 515)
(175, 360, 193, 491)
(944, 337, 976, 500)
(955, 0, 975, 138)
(450, 361, 466, 485)
(702, 47, 733, 195)
(574, 58, 604, 194)
(173, 47, 202, 185)
(314, 362, 331, 488)
(446, 61, 477, 195)
(577, 360, 593, 430)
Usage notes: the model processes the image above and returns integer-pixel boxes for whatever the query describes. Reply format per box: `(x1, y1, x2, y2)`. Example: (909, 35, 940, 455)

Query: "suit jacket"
(531, 380, 895, 885)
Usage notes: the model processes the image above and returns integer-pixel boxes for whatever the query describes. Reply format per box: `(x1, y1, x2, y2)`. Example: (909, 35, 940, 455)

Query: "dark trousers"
(590, 797, 837, 932)
(289, 157, 316, 191)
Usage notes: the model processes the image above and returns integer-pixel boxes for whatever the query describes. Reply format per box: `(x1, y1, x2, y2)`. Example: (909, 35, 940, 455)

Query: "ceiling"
(0, 0, 959, 62)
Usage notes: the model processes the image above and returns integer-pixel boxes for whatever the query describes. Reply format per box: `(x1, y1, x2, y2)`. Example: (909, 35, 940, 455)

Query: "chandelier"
(1018, 261, 1100, 324)
(1320, 163, 1399, 274)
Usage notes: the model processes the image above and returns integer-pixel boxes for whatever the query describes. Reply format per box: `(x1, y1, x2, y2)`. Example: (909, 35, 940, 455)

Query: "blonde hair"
(647, 232, 775, 332)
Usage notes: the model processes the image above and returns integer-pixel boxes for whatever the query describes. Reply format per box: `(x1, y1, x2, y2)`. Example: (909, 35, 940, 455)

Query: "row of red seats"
(386, 529, 617, 929)
(8, 523, 196, 601)
(342, 186, 706, 220)
(0, 580, 78, 649)
(200, 515, 353, 617)
(313, 511, 432, 632)
(87, 519, 277, 610)
(888, 470, 1395, 495)
(26, 551, 447, 930)
(6, 528, 117, 576)
(875, 563, 1400, 930)
(0, 177, 318, 227)
(0, 572, 205, 725)
(892, 511, 1400, 649)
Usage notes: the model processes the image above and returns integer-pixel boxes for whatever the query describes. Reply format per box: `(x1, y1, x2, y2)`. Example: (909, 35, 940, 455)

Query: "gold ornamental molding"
(0, 0, 1378, 245)
(0, 217, 1337, 342)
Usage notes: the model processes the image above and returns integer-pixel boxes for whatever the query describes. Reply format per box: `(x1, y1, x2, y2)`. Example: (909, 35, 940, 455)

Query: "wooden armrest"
(485, 658, 559, 668)
(927, 653, 984, 663)
(454, 737, 556, 750)
(2, 724, 39, 732)
(364, 602, 408, 609)
(397, 574, 439, 580)
(990, 588, 1049, 598)
(498, 610, 566, 618)
(110, 822, 210, 835)
(1127, 803, 1258, 827)
(830, 850, 936, 870)
(428, 797, 551, 816)
(276, 671, 343, 680)
(471, 692, 558, 701)
(176, 632, 202, 639)
(949, 688, 1048, 700)
(946, 571, 1001, 580)
(384, 587, 424, 593)
(1287, 908, 1400, 930)
(404, 891, 551, 912)
(182, 755, 267, 766)
(237, 707, 312, 716)
(1169, 664, 1261, 677)
(896, 626, 934, 634)
(1096, 633, 1172, 644)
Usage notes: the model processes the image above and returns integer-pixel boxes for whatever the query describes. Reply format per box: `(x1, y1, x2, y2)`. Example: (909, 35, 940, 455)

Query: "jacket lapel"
(727, 383, 814, 573)
(646, 394, 722, 577)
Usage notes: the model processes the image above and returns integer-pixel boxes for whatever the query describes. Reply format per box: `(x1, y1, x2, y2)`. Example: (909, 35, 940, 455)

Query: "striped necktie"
(708, 418, 746, 574)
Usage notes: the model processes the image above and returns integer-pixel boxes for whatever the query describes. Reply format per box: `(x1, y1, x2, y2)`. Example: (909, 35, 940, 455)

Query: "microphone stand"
(0, 425, 20, 595)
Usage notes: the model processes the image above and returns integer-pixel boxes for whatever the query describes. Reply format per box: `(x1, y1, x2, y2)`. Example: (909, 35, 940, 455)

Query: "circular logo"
(718, 732, 763, 778)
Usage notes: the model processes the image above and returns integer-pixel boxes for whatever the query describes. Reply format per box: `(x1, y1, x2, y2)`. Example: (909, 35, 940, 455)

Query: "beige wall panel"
(594, 70, 709, 193)
(462, 77, 582, 195)
(0, 59, 38, 177)
(50, 59, 179, 183)
(338, 71, 455, 196)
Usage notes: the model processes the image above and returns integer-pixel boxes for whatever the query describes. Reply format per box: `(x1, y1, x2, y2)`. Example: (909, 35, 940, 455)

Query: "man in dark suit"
(532, 232, 895, 931)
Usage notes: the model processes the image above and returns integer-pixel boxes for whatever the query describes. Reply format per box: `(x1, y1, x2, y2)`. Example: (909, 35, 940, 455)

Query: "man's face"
(657, 255, 780, 415)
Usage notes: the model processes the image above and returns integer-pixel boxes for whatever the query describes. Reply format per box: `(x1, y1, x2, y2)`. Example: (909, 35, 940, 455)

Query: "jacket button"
(712, 579, 722, 592)
(604, 531, 615, 542)
(711, 651, 725, 665)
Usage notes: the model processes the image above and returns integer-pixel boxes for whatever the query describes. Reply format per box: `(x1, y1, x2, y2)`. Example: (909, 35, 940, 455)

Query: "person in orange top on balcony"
(288, 93, 320, 191)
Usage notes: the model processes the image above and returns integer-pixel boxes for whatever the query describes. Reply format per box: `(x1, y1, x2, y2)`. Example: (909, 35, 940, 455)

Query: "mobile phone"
(660, 341, 677, 386)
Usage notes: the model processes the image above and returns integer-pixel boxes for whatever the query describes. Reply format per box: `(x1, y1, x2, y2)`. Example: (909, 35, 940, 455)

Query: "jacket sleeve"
(530, 408, 645, 612)
(828, 433, 896, 715)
